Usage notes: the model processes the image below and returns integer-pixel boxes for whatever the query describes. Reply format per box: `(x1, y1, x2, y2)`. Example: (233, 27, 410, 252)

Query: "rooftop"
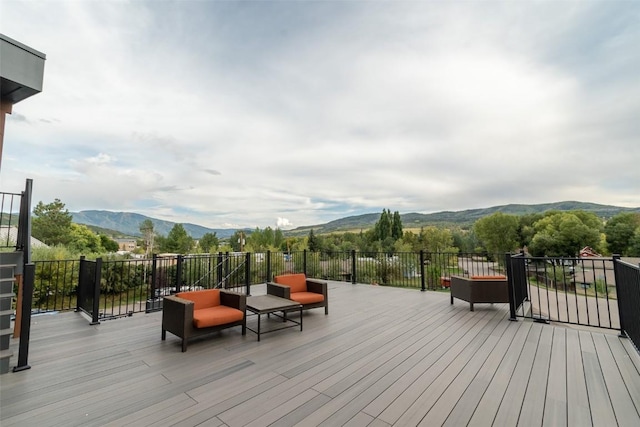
(2, 282, 640, 426)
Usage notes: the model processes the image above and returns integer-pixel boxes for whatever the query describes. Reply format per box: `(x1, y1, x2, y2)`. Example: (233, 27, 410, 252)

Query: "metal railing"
(1, 179, 32, 258)
(506, 254, 634, 331)
(29, 250, 504, 321)
(613, 257, 640, 352)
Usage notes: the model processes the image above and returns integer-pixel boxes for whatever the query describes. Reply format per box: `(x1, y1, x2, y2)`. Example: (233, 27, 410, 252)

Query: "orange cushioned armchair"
(162, 289, 246, 352)
(267, 273, 328, 315)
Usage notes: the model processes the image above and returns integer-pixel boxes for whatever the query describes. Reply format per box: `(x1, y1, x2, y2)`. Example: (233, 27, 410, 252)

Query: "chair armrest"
(162, 295, 194, 337)
(267, 282, 290, 299)
(220, 290, 246, 312)
(306, 279, 327, 296)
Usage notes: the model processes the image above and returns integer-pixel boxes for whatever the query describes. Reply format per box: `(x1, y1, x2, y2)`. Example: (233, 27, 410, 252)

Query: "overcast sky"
(2, 1, 639, 230)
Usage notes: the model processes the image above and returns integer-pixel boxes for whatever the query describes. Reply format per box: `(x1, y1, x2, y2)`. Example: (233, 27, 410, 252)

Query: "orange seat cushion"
(176, 289, 220, 310)
(193, 306, 244, 328)
(274, 274, 307, 293)
(290, 291, 324, 305)
(470, 275, 507, 280)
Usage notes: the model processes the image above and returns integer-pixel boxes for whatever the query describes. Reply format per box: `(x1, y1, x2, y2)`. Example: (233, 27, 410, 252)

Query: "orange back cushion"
(274, 274, 307, 293)
(176, 289, 220, 310)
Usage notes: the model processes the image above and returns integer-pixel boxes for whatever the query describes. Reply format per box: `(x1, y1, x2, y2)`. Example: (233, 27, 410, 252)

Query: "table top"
(246, 294, 302, 313)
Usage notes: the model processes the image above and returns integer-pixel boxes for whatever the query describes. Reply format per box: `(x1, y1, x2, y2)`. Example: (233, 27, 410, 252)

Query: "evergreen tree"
(392, 211, 403, 240)
(162, 224, 194, 253)
(308, 229, 321, 252)
(32, 198, 73, 246)
(198, 232, 219, 253)
(375, 209, 392, 241)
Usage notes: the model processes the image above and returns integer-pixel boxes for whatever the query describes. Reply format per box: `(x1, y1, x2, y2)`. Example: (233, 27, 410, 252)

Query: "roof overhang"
(0, 33, 46, 104)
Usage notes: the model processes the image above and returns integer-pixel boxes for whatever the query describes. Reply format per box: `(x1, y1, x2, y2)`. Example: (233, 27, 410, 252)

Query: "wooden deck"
(2, 282, 640, 426)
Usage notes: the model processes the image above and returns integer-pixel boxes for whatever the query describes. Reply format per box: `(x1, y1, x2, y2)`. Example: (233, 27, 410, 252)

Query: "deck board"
(2, 281, 639, 426)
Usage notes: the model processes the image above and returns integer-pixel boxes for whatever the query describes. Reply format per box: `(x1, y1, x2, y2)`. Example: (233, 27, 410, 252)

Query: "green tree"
(375, 209, 392, 241)
(629, 228, 640, 256)
(308, 229, 321, 252)
(32, 198, 73, 246)
(391, 211, 403, 240)
(274, 228, 284, 250)
(417, 226, 455, 253)
(99, 234, 120, 252)
(139, 219, 155, 256)
(67, 224, 103, 254)
(529, 211, 601, 257)
(474, 212, 520, 255)
(605, 212, 640, 255)
(198, 232, 219, 253)
(161, 224, 194, 253)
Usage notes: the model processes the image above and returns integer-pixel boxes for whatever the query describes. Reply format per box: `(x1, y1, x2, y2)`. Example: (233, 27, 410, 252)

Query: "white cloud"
(276, 217, 293, 229)
(2, 1, 639, 230)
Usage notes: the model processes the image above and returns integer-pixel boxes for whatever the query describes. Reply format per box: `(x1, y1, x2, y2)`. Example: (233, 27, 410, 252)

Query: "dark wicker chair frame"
(161, 290, 246, 352)
(450, 275, 509, 312)
(266, 278, 328, 315)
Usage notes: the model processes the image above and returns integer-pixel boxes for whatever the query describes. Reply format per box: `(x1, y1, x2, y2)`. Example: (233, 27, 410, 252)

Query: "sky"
(1, 0, 639, 231)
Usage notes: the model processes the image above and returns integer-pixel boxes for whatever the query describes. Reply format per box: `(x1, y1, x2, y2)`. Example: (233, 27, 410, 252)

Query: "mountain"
(284, 201, 640, 236)
(72, 201, 640, 239)
(71, 210, 238, 239)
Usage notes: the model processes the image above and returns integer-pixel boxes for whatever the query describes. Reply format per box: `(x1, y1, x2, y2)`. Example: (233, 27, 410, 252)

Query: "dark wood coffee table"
(246, 295, 303, 341)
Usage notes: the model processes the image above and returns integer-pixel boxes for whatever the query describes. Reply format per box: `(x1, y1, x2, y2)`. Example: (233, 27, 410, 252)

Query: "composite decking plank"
(101, 393, 197, 427)
(579, 330, 618, 426)
(2, 373, 170, 427)
(518, 325, 555, 426)
(380, 310, 503, 425)
(542, 327, 567, 427)
(268, 394, 332, 427)
(566, 328, 593, 427)
(166, 376, 287, 427)
(313, 304, 454, 397)
(243, 389, 321, 427)
(361, 309, 483, 419)
(2, 282, 640, 427)
(402, 311, 510, 426)
(301, 314, 478, 426)
(328, 309, 478, 424)
(491, 322, 544, 426)
(423, 313, 515, 426)
(0, 359, 156, 419)
(465, 320, 533, 427)
(605, 334, 640, 416)
(442, 316, 521, 426)
(341, 411, 375, 427)
(592, 332, 640, 426)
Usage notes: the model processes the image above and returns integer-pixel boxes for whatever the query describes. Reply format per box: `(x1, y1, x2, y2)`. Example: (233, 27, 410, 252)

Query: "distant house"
(0, 226, 47, 248)
(115, 238, 137, 252)
(579, 246, 601, 258)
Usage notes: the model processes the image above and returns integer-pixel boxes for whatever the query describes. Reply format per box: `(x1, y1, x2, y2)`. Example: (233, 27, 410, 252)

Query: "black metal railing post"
(16, 179, 33, 262)
(245, 252, 251, 295)
(303, 250, 307, 276)
(612, 254, 627, 337)
(151, 254, 158, 298)
(175, 255, 183, 293)
(266, 250, 272, 282)
(76, 256, 86, 312)
(420, 250, 426, 291)
(217, 252, 223, 287)
(13, 263, 34, 372)
(224, 252, 230, 288)
(90, 258, 102, 325)
(506, 252, 517, 321)
(351, 250, 357, 284)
